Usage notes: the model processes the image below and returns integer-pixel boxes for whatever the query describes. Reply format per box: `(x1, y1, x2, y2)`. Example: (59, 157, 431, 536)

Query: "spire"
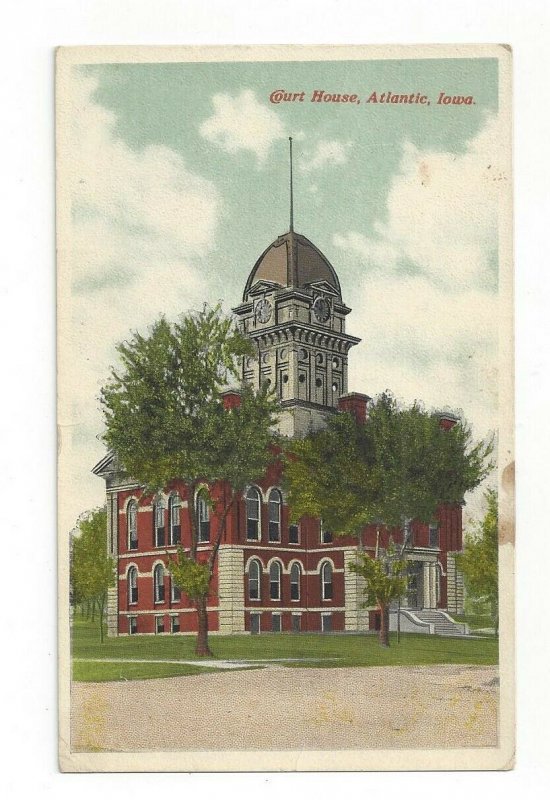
(289, 136, 294, 232)
(287, 137, 297, 285)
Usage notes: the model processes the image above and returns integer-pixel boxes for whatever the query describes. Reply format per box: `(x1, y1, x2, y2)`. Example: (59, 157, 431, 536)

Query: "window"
(171, 579, 181, 603)
(268, 489, 282, 542)
(246, 487, 261, 540)
(197, 492, 210, 543)
(289, 523, 299, 544)
(155, 615, 165, 634)
(271, 613, 282, 633)
(321, 562, 333, 601)
(128, 616, 137, 635)
(170, 615, 180, 634)
(429, 524, 440, 548)
(292, 614, 301, 633)
(154, 499, 165, 547)
(321, 613, 333, 633)
(320, 519, 333, 544)
(248, 559, 261, 601)
(127, 566, 138, 605)
(153, 564, 165, 603)
(269, 561, 281, 601)
(250, 613, 261, 634)
(169, 494, 181, 545)
(127, 500, 138, 550)
(290, 563, 301, 601)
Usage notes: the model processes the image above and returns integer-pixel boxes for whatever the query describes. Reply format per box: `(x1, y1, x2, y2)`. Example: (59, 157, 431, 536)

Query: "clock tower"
(233, 227, 361, 437)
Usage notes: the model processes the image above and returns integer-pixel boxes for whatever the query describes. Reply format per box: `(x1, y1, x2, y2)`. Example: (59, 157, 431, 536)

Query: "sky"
(60, 55, 502, 532)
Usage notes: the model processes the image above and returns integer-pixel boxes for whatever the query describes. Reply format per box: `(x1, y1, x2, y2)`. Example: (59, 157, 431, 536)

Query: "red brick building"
(93, 226, 466, 637)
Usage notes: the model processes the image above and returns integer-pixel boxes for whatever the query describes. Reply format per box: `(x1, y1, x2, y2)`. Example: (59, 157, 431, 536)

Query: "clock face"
(255, 298, 272, 324)
(313, 296, 331, 323)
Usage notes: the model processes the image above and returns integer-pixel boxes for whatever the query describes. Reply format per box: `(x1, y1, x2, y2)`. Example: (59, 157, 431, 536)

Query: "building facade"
(93, 225, 465, 636)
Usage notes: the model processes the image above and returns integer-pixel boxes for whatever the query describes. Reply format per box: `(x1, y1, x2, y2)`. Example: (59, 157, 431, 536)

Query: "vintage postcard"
(57, 44, 514, 772)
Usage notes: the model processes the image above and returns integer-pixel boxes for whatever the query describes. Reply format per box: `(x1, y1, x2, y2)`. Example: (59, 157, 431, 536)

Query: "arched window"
(169, 494, 181, 545)
(153, 564, 165, 603)
(127, 566, 138, 605)
(269, 561, 282, 601)
(321, 561, 333, 601)
(268, 489, 282, 542)
(246, 487, 261, 540)
(197, 491, 210, 543)
(290, 562, 301, 601)
(248, 559, 261, 601)
(127, 500, 138, 550)
(154, 499, 165, 547)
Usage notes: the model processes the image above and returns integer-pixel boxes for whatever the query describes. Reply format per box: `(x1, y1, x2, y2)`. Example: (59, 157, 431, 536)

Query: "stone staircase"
(413, 610, 469, 636)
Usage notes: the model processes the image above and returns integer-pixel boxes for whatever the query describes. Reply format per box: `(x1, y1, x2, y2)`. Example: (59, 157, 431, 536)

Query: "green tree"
(349, 544, 407, 646)
(285, 392, 493, 645)
(456, 488, 499, 635)
(100, 305, 279, 656)
(71, 507, 115, 643)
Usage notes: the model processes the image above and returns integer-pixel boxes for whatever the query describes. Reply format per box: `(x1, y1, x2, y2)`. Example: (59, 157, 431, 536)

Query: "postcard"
(57, 44, 514, 772)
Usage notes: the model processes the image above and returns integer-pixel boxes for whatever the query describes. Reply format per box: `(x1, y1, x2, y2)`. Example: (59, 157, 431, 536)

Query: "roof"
(243, 230, 342, 300)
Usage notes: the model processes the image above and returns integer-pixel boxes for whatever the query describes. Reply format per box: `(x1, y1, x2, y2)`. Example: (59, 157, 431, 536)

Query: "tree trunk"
(99, 595, 105, 643)
(379, 604, 390, 647)
(195, 595, 212, 657)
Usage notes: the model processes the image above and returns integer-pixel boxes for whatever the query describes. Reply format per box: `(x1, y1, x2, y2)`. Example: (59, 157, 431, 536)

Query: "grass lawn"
(72, 617, 498, 682)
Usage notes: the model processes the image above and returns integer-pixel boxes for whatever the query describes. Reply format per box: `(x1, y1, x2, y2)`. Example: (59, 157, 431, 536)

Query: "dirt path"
(71, 664, 498, 752)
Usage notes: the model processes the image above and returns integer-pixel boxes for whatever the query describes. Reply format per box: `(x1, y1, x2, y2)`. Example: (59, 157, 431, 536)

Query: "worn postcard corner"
(57, 44, 514, 773)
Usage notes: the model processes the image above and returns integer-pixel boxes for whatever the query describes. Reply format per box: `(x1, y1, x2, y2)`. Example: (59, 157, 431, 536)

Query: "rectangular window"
(155, 615, 165, 634)
(321, 614, 332, 633)
(171, 582, 181, 602)
(271, 614, 282, 633)
(429, 524, 440, 548)
(170, 615, 180, 634)
(250, 613, 261, 635)
(292, 614, 301, 633)
(288, 524, 299, 544)
(320, 521, 333, 544)
(128, 616, 137, 635)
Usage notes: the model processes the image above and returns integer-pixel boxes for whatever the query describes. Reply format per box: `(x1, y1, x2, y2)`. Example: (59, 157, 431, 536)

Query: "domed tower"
(232, 141, 361, 437)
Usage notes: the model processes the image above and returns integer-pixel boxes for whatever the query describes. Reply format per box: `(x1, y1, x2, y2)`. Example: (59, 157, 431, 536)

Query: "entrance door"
(250, 613, 261, 634)
(406, 562, 424, 609)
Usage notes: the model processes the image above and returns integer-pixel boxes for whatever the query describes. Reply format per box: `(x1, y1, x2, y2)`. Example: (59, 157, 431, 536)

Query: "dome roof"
(243, 231, 342, 300)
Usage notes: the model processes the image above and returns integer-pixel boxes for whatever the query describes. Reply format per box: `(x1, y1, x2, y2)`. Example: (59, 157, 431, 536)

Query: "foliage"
(456, 488, 499, 632)
(168, 549, 211, 601)
(71, 507, 115, 643)
(349, 546, 408, 609)
(99, 304, 280, 654)
(285, 391, 494, 535)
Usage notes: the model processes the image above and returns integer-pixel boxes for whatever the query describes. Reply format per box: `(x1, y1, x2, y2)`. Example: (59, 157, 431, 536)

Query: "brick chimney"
(221, 389, 242, 411)
(338, 392, 371, 425)
(437, 412, 459, 431)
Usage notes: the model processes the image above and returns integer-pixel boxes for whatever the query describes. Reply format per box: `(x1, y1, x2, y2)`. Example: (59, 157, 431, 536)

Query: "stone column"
(343, 548, 370, 631)
(106, 490, 119, 637)
(217, 546, 245, 634)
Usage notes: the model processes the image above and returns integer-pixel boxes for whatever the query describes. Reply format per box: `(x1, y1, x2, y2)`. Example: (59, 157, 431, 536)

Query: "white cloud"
(299, 139, 352, 173)
(59, 75, 221, 532)
(334, 116, 504, 521)
(199, 89, 286, 164)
